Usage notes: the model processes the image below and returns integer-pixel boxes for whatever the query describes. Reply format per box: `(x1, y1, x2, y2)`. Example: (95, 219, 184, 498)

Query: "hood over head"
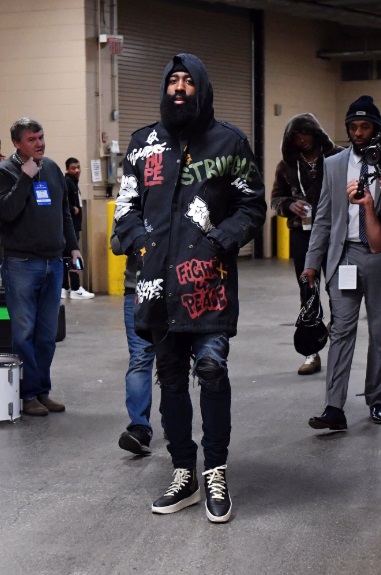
(281, 113, 336, 163)
(160, 53, 214, 131)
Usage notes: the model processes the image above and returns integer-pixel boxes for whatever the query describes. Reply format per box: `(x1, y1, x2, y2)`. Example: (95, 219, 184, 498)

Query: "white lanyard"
(297, 161, 306, 197)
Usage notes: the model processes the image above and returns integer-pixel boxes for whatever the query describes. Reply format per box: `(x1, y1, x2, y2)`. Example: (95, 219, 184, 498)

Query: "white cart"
(0, 354, 22, 422)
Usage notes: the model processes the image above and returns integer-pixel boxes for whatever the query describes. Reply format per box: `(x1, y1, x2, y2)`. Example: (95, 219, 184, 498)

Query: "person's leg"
(33, 258, 63, 395)
(2, 257, 46, 399)
(152, 332, 200, 515)
(69, 269, 80, 291)
(69, 230, 93, 297)
(290, 228, 321, 374)
(118, 293, 155, 455)
(192, 332, 232, 522)
(62, 257, 70, 291)
(70, 231, 81, 291)
(362, 251, 381, 408)
(325, 247, 364, 410)
(290, 227, 311, 283)
(308, 250, 363, 431)
(192, 333, 231, 470)
(124, 294, 154, 431)
(154, 332, 197, 468)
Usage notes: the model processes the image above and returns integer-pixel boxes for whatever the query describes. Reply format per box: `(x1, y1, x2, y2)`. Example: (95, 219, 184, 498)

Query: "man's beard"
(350, 131, 375, 156)
(160, 93, 198, 130)
(352, 141, 368, 156)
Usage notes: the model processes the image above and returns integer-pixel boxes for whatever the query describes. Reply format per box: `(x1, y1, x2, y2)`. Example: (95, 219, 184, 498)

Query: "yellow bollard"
(107, 201, 127, 295)
(277, 216, 290, 260)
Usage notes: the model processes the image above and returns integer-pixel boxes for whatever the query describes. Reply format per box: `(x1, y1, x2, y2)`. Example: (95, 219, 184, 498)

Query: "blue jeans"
(153, 331, 231, 470)
(124, 293, 155, 436)
(1, 256, 63, 399)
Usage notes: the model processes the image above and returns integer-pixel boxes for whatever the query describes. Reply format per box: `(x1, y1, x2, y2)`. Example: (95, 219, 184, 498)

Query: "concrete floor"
(0, 258, 380, 575)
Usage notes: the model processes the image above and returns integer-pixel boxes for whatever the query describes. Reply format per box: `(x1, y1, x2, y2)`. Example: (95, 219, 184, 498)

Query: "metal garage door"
(118, 0, 254, 255)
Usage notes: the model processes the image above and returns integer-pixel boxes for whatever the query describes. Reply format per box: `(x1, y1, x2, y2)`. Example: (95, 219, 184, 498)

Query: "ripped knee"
(195, 357, 228, 392)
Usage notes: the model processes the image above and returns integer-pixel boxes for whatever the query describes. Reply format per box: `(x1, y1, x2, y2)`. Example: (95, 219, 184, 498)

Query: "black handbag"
(294, 276, 329, 356)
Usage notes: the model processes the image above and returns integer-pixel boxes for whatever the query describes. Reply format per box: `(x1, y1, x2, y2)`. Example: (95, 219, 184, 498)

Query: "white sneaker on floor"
(70, 287, 95, 300)
(61, 288, 70, 299)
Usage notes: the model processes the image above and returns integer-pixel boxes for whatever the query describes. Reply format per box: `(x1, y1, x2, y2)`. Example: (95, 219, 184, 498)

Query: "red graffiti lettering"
(144, 153, 164, 186)
(176, 258, 217, 285)
(181, 285, 227, 319)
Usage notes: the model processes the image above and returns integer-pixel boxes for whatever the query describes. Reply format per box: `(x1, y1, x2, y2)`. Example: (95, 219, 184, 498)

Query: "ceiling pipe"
(317, 48, 381, 59)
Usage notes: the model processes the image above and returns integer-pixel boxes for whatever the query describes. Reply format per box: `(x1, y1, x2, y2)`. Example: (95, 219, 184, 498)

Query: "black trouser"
(62, 230, 80, 291)
(290, 226, 330, 323)
(152, 330, 231, 470)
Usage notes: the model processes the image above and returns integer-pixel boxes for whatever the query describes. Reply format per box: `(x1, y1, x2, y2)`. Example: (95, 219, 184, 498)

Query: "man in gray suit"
(301, 95, 381, 431)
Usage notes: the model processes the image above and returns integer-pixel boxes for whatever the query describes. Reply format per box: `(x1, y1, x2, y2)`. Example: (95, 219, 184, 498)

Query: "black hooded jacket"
(0, 156, 78, 258)
(114, 53, 266, 340)
(271, 113, 343, 229)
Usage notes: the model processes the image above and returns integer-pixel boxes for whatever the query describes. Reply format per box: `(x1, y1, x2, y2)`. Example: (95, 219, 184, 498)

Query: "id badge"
(338, 265, 357, 289)
(33, 181, 51, 206)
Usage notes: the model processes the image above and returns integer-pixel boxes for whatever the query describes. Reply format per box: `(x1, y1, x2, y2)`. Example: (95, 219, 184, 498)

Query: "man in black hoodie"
(61, 157, 94, 300)
(271, 114, 342, 375)
(114, 54, 266, 523)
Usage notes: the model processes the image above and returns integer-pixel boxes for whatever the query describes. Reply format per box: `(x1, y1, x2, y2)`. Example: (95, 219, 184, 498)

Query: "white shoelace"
(164, 468, 191, 497)
(202, 465, 227, 500)
(304, 354, 318, 365)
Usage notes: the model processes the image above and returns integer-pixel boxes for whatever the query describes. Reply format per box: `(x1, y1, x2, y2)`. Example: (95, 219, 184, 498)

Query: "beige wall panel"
(0, 1, 88, 157)
(8, 73, 86, 92)
(0, 27, 84, 47)
(1, 41, 85, 61)
(0, 0, 81, 13)
(0, 57, 88, 76)
(0, 10, 84, 29)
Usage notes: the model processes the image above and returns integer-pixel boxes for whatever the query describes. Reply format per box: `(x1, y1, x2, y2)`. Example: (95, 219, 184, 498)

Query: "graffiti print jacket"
(114, 53, 267, 340)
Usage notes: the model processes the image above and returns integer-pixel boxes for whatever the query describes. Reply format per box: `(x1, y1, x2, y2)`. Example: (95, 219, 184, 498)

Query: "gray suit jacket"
(305, 147, 381, 284)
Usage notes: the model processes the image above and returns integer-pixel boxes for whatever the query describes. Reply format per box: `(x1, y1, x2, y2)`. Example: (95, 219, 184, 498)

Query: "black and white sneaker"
(203, 464, 232, 523)
(152, 468, 201, 514)
(118, 426, 151, 455)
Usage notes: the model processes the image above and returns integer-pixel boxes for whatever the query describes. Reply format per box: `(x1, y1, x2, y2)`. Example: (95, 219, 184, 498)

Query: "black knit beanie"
(170, 62, 189, 74)
(345, 95, 381, 129)
(164, 58, 191, 90)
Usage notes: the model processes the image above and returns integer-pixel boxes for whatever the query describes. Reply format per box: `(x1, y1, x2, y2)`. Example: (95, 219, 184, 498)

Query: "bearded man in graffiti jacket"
(114, 53, 267, 523)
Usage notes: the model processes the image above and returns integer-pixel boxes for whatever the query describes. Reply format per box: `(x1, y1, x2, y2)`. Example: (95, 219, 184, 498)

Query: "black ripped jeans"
(152, 331, 231, 470)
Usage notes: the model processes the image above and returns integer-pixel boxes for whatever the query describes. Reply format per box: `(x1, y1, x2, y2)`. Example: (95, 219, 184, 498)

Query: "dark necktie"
(359, 161, 368, 245)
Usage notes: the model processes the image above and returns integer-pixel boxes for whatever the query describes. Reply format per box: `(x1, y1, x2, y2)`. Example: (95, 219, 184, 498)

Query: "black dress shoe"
(308, 405, 347, 431)
(370, 404, 381, 424)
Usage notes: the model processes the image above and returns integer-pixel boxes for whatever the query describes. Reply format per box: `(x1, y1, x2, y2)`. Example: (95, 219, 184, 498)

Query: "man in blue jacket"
(114, 54, 266, 522)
